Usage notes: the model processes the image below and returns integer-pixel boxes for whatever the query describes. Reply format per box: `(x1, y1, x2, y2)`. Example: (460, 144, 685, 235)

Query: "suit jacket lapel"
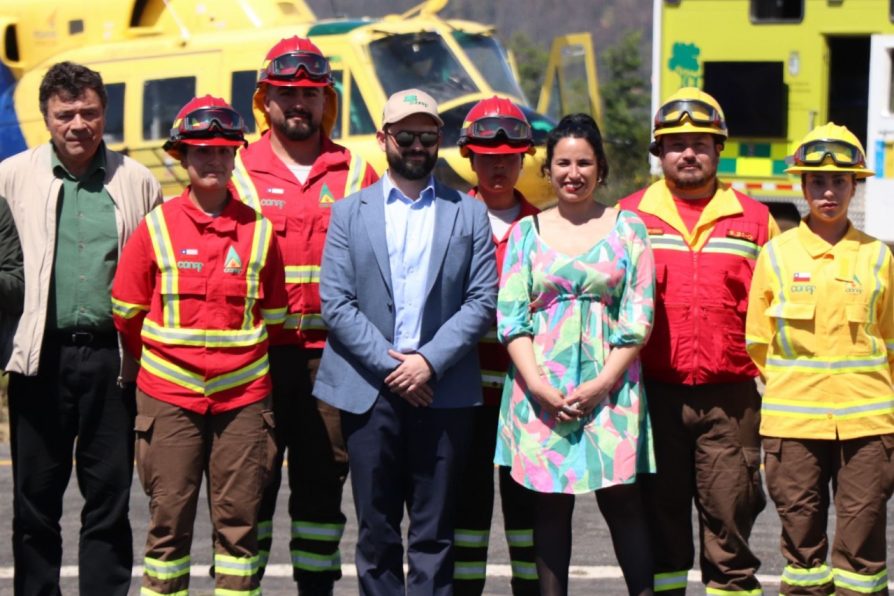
(424, 183, 459, 300)
(359, 183, 393, 298)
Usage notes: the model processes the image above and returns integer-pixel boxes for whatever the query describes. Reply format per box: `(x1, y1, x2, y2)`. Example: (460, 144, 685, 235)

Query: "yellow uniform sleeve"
(767, 213, 782, 240)
(745, 244, 775, 379)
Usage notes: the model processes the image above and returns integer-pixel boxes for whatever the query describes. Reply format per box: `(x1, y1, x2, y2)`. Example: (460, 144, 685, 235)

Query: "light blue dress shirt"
(383, 172, 437, 351)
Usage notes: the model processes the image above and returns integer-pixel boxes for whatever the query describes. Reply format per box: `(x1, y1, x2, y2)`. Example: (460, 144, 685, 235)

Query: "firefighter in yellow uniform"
(746, 123, 894, 596)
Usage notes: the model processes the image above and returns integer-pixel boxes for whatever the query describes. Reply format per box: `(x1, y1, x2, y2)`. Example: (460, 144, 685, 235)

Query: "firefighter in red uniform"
(229, 36, 378, 595)
(111, 95, 288, 596)
(619, 88, 779, 595)
(452, 96, 540, 596)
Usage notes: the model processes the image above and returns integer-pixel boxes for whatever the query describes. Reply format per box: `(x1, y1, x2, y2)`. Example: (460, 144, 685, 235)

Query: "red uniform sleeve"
(259, 232, 289, 343)
(111, 221, 156, 360)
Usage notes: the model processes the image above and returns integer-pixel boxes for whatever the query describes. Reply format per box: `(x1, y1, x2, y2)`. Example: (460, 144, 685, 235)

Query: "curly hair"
(39, 61, 107, 118)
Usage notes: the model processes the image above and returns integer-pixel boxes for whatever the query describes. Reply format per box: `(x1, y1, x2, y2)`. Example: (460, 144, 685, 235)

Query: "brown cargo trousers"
(763, 435, 894, 596)
(134, 390, 277, 595)
(642, 380, 766, 595)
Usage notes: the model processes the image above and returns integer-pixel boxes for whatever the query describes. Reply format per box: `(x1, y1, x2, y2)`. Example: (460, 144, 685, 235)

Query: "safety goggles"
(388, 129, 440, 148)
(654, 99, 724, 128)
(466, 117, 531, 142)
(264, 51, 331, 81)
(174, 107, 246, 137)
(792, 139, 865, 168)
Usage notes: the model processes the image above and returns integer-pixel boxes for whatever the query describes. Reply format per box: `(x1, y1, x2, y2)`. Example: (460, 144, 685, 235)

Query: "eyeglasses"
(388, 129, 440, 148)
(793, 139, 865, 168)
(465, 116, 532, 142)
(654, 99, 724, 129)
(263, 51, 331, 81)
(172, 107, 246, 138)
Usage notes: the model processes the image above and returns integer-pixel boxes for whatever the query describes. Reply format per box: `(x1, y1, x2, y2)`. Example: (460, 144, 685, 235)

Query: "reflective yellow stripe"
(146, 209, 180, 328)
(143, 555, 191, 580)
(232, 154, 261, 212)
(261, 307, 287, 326)
(214, 589, 261, 596)
(141, 318, 267, 348)
(142, 588, 189, 596)
(243, 212, 272, 330)
(141, 348, 269, 396)
(112, 297, 149, 319)
(257, 520, 273, 541)
(765, 352, 889, 375)
(296, 313, 326, 331)
(285, 265, 321, 284)
(214, 553, 260, 577)
(765, 242, 795, 358)
(510, 560, 538, 580)
(706, 588, 762, 595)
(763, 396, 894, 420)
(505, 529, 533, 547)
(291, 520, 345, 542)
(454, 561, 486, 580)
(833, 567, 888, 593)
(702, 237, 760, 260)
(649, 235, 689, 252)
(344, 153, 366, 196)
(655, 570, 689, 592)
(781, 564, 833, 587)
(291, 549, 341, 571)
(454, 529, 489, 548)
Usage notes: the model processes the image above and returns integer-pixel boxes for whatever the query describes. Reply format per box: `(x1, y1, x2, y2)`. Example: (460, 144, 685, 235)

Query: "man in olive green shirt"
(0, 61, 161, 596)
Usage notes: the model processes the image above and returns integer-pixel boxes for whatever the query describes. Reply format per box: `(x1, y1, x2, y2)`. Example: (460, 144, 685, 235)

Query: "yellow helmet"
(785, 123, 874, 179)
(653, 87, 728, 139)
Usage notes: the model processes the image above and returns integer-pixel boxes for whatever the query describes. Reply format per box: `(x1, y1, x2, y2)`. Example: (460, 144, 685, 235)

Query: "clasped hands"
(385, 349, 435, 407)
(530, 377, 611, 423)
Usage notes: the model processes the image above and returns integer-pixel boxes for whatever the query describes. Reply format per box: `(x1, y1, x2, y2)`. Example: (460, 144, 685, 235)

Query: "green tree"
(600, 29, 652, 201)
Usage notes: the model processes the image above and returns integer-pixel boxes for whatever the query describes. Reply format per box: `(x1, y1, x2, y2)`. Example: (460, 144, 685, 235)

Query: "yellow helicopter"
(0, 0, 602, 205)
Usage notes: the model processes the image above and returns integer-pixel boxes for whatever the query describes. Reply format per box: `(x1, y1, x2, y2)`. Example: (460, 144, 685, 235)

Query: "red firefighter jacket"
(112, 190, 288, 413)
(469, 188, 540, 406)
(231, 132, 378, 349)
(619, 180, 779, 385)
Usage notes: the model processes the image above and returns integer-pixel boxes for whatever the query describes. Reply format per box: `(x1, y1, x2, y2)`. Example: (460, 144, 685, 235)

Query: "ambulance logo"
(223, 246, 242, 274)
(319, 183, 335, 206)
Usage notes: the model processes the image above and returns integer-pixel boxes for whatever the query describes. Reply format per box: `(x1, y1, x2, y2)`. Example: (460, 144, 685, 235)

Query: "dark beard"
(387, 148, 437, 180)
(274, 111, 319, 142)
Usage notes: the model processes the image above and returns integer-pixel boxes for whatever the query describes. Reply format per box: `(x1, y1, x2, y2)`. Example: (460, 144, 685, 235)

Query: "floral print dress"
(494, 210, 656, 494)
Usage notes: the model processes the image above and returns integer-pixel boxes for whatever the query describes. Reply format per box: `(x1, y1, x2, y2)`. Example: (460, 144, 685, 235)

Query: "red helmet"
(163, 95, 247, 160)
(458, 96, 535, 157)
(258, 36, 332, 88)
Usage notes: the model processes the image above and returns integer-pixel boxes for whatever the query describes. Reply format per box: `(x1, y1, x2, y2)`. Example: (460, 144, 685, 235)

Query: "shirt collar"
(51, 141, 106, 181)
(383, 171, 436, 206)
(795, 219, 860, 258)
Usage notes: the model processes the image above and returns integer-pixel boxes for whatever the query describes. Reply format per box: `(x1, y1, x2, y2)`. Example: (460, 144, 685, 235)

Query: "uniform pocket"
(134, 414, 156, 495)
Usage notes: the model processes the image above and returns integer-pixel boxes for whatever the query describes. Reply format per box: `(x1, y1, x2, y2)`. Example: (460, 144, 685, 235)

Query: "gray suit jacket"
(313, 178, 497, 414)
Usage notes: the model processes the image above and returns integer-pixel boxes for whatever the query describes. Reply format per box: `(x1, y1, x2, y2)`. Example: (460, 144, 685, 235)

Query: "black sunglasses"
(388, 129, 440, 148)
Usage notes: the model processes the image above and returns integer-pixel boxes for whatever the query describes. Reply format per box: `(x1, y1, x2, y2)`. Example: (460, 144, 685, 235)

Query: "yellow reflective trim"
(706, 588, 762, 595)
(112, 297, 149, 319)
(261, 307, 287, 326)
(146, 209, 180, 328)
(141, 318, 267, 348)
(833, 567, 888, 593)
(214, 553, 260, 577)
(782, 563, 833, 587)
(243, 212, 271, 331)
(285, 265, 321, 284)
(655, 570, 689, 591)
(765, 352, 888, 374)
(298, 313, 327, 331)
(344, 154, 366, 195)
(143, 554, 191, 580)
(232, 154, 262, 212)
(213, 589, 261, 596)
(140, 349, 269, 396)
(142, 588, 189, 596)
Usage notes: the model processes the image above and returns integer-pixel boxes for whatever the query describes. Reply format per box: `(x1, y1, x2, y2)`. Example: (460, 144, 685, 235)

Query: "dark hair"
(39, 62, 107, 118)
(542, 113, 609, 185)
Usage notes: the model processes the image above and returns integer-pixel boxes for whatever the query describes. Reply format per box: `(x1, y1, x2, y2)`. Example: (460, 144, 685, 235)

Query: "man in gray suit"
(314, 88, 497, 595)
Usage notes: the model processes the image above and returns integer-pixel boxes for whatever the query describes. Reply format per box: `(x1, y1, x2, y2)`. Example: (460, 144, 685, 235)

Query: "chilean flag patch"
(793, 272, 811, 282)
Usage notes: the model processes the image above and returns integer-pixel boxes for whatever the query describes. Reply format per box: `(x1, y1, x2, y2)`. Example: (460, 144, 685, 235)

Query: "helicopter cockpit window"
(142, 76, 195, 140)
(231, 71, 258, 133)
(331, 70, 376, 140)
(103, 83, 125, 144)
(452, 32, 526, 99)
(369, 32, 478, 104)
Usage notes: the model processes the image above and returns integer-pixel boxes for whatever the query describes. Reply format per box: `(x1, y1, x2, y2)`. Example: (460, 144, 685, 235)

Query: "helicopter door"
(537, 33, 603, 127)
(864, 34, 894, 243)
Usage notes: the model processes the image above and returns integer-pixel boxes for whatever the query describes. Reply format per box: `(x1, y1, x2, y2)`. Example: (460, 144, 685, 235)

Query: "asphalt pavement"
(0, 441, 892, 595)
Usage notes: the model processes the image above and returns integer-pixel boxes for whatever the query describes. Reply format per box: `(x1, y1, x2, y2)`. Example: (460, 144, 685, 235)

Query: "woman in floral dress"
(495, 113, 656, 595)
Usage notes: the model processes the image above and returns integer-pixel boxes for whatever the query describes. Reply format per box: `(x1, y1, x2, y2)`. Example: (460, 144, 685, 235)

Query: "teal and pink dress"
(494, 211, 656, 494)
